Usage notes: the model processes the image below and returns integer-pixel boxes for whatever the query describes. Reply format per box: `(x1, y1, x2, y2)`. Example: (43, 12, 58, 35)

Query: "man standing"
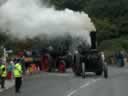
(13, 60, 23, 93)
(0, 64, 7, 88)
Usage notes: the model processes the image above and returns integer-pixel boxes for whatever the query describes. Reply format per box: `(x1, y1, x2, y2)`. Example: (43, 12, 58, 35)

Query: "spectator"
(7, 61, 14, 79)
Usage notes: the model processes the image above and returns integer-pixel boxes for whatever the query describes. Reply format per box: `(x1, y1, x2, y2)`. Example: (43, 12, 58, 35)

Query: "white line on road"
(80, 82, 91, 89)
(67, 79, 101, 96)
(80, 79, 100, 89)
(67, 90, 77, 96)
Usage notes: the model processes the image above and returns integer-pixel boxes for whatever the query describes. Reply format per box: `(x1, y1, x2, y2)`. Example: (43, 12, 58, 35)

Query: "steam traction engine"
(72, 32, 108, 78)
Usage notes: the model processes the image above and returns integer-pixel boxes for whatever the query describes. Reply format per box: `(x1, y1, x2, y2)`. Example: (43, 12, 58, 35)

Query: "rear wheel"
(81, 62, 86, 78)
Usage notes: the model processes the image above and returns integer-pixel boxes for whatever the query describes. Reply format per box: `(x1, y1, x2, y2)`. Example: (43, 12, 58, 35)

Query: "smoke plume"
(0, 0, 96, 46)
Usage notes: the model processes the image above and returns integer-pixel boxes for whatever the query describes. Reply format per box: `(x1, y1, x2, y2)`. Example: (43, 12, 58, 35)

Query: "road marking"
(80, 82, 91, 89)
(67, 90, 77, 96)
(80, 79, 100, 89)
(67, 79, 101, 96)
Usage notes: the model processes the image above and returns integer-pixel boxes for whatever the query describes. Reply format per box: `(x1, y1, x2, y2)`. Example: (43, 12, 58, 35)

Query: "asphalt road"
(17, 66, 128, 96)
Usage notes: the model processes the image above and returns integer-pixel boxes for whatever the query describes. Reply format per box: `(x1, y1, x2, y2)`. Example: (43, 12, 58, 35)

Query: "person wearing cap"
(0, 64, 7, 88)
(13, 60, 23, 93)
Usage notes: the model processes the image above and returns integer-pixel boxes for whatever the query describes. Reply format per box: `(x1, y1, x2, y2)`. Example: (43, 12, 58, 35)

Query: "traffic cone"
(31, 64, 37, 73)
(29, 65, 33, 74)
(37, 66, 40, 72)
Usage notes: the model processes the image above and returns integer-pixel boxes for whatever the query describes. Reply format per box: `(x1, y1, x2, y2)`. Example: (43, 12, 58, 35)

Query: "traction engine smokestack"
(90, 31, 96, 49)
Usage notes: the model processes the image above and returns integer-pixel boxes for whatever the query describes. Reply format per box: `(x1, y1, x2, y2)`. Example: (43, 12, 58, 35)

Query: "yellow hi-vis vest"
(13, 63, 22, 78)
(0, 65, 7, 77)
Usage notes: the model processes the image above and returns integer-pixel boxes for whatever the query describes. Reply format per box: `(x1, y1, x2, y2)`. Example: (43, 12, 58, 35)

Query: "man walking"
(13, 60, 23, 93)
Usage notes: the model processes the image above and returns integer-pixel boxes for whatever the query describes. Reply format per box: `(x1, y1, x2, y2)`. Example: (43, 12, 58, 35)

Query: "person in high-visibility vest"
(0, 64, 7, 88)
(13, 60, 23, 93)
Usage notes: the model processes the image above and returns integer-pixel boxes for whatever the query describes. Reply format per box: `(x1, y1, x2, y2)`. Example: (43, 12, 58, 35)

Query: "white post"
(3, 48, 7, 65)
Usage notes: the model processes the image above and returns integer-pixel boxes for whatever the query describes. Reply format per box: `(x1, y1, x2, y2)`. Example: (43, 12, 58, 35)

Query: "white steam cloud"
(0, 0, 96, 46)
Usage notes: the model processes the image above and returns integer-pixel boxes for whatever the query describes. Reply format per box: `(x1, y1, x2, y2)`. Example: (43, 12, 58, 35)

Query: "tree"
(49, 0, 86, 11)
